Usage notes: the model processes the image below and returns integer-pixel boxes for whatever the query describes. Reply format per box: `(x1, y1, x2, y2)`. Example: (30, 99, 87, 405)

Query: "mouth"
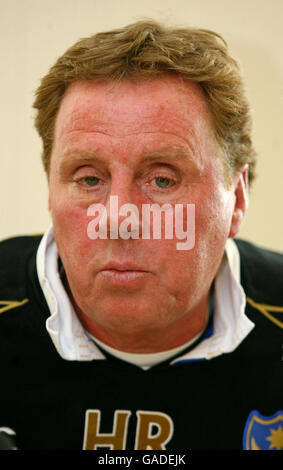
(102, 261, 148, 271)
(99, 262, 151, 285)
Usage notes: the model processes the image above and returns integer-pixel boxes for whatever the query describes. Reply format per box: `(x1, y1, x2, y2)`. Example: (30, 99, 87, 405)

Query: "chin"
(81, 296, 174, 332)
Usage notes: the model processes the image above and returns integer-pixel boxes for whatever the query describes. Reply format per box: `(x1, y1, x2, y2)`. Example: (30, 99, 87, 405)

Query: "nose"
(106, 170, 136, 208)
(102, 170, 141, 239)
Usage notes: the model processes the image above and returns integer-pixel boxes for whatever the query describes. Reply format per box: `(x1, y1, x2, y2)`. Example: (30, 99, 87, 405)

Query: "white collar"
(36, 226, 254, 367)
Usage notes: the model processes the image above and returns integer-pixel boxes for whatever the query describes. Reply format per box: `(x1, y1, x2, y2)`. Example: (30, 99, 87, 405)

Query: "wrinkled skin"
(48, 75, 248, 352)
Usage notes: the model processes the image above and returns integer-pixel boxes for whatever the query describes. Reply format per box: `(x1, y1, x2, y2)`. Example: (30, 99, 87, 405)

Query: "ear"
(228, 164, 249, 239)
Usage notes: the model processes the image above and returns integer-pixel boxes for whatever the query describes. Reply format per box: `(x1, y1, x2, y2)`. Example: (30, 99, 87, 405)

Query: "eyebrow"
(141, 148, 196, 165)
(58, 152, 105, 176)
(58, 145, 201, 176)
(139, 148, 203, 176)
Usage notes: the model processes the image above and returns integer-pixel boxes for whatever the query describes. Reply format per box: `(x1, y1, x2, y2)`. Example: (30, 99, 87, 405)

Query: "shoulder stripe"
(0, 299, 29, 315)
(246, 297, 283, 329)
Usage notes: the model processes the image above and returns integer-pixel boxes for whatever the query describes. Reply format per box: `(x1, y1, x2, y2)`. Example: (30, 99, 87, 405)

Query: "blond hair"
(33, 19, 257, 184)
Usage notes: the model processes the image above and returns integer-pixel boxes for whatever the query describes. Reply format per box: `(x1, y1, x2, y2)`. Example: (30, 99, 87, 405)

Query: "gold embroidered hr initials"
(83, 409, 174, 450)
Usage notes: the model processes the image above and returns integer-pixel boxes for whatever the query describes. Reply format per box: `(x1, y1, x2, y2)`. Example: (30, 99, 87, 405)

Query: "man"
(0, 20, 282, 451)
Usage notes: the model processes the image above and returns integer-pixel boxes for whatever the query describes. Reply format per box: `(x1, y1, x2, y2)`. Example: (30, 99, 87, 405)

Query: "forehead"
(54, 75, 216, 145)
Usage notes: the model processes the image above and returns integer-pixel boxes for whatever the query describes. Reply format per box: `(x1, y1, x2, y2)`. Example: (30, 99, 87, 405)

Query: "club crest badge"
(243, 410, 283, 450)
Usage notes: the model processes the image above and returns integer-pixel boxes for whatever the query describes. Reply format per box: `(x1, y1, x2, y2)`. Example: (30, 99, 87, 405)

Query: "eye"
(154, 177, 173, 189)
(82, 176, 100, 187)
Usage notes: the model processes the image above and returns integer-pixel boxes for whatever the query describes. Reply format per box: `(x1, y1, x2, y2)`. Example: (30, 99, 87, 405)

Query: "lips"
(101, 261, 148, 272)
(99, 261, 150, 284)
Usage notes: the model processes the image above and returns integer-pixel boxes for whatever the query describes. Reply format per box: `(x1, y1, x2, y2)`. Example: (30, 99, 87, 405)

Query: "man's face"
(48, 76, 246, 352)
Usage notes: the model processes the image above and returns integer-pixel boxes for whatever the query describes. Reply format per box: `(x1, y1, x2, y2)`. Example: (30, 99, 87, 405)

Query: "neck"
(74, 294, 210, 354)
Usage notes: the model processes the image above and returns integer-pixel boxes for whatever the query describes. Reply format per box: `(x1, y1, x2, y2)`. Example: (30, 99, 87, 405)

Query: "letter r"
(135, 411, 174, 450)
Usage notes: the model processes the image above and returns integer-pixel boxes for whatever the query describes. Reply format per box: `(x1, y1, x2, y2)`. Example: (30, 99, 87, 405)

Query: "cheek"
(169, 188, 234, 275)
(195, 182, 234, 236)
(50, 194, 93, 259)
